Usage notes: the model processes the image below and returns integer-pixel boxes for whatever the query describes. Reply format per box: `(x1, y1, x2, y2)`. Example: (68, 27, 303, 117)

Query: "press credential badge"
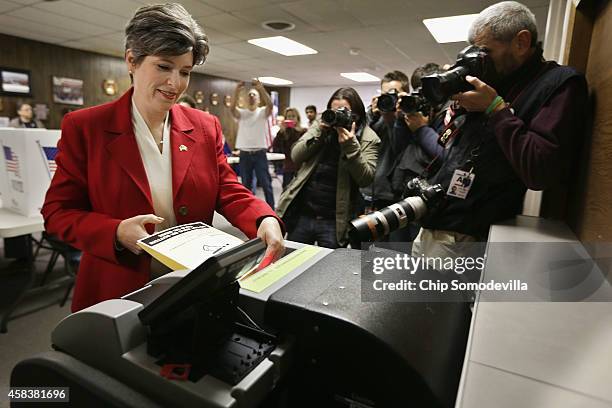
(446, 169, 475, 199)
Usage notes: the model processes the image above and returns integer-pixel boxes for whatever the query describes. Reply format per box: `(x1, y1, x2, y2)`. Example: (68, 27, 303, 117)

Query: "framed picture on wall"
(0, 67, 32, 96)
(52, 76, 84, 105)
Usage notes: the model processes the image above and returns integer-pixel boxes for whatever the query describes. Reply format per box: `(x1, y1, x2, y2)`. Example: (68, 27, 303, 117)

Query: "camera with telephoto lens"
(348, 177, 445, 246)
(398, 89, 431, 115)
(321, 106, 353, 129)
(421, 45, 496, 104)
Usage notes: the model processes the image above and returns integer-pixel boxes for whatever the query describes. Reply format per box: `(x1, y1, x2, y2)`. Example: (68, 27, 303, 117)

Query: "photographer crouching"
(412, 0, 588, 258)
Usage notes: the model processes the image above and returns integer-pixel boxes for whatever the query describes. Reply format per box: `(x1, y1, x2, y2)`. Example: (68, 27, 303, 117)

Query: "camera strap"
(445, 112, 482, 200)
(418, 109, 467, 179)
(437, 113, 466, 148)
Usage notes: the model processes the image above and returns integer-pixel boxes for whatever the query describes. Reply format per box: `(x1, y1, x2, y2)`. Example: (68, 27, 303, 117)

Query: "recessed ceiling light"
(258, 76, 293, 86)
(261, 21, 295, 32)
(247, 36, 317, 56)
(340, 72, 380, 82)
(423, 14, 479, 43)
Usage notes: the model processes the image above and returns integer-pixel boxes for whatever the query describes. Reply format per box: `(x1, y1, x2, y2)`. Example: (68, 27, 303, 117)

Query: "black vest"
(299, 130, 341, 219)
(421, 60, 583, 238)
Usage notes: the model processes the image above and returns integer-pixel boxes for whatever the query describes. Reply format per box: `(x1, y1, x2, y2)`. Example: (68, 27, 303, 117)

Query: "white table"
(0, 208, 44, 239)
(226, 152, 285, 164)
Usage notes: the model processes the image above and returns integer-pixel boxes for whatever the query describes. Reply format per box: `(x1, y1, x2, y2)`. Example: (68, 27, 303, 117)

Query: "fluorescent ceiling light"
(247, 36, 317, 56)
(423, 14, 479, 43)
(258, 76, 293, 86)
(340, 72, 380, 82)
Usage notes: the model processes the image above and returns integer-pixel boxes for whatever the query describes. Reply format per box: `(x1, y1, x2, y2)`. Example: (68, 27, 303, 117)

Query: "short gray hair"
(468, 1, 537, 46)
(125, 3, 209, 66)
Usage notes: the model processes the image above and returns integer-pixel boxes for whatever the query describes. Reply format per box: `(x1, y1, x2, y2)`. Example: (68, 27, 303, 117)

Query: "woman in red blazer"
(42, 3, 284, 312)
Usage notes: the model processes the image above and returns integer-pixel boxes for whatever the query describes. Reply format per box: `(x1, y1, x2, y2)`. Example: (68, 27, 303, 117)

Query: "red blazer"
(42, 89, 278, 312)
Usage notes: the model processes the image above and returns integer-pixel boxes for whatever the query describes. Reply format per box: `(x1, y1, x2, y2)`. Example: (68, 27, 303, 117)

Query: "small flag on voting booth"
(42, 146, 58, 173)
(3, 145, 20, 177)
(36, 140, 58, 179)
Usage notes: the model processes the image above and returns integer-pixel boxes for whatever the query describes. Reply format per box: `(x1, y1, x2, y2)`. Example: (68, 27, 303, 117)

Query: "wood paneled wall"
(564, 0, 612, 241)
(0, 33, 289, 148)
(0, 33, 130, 129)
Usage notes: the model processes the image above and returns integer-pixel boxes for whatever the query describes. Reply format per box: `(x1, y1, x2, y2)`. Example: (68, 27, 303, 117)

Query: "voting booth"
(0, 128, 60, 217)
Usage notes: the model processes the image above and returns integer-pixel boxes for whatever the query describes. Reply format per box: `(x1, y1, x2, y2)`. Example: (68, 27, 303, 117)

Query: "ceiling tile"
(4, 0, 38, 4)
(0, 25, 64, 44)
(69, 0, 142, 17)
(199, 12, 269, 39)
(96, 32, 127, 43)
(200, 27, 242, 46)
(0, 14, 89, 41)
(0, 0, 22, 13)
(201, 0, 286, 13)
(8, 6, 113, 36)
(170, 0, 224, 17)
(229, 4, 318, 33)
(279, 0, 366, 32)
(33, 0, 127, 30)
(207, 45, 253, 61)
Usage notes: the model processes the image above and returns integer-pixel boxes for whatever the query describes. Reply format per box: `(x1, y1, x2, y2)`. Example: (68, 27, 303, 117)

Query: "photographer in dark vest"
(413, 1, 588, 258)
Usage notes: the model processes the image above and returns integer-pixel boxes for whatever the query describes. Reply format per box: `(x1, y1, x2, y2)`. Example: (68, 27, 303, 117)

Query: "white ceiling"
(0, 0, 551, 87)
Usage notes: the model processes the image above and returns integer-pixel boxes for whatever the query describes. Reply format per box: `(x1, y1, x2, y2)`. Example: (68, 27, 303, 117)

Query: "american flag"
(42, 146, 58, 174)
(3, 145, 19, 177)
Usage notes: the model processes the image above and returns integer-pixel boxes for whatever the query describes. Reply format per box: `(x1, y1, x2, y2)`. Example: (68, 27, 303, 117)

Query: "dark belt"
(240, 149, 267, 155)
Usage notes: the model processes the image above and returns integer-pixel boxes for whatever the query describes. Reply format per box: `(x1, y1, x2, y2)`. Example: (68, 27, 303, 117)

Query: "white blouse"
(131, 99, 176, 277)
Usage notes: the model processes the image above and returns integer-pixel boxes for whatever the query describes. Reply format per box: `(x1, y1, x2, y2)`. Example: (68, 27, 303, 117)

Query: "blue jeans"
(287, 215, 338, 249)
(240, 149, 274, 208)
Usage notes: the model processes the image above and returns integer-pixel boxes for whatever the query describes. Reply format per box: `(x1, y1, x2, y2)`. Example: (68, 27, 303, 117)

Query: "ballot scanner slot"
(138, 239, 279, 385)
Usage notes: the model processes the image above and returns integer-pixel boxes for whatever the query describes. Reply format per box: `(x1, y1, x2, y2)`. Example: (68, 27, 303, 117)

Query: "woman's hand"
(116, 214, 164, 254)
(336, 122, 356, 144)
(257, 217, 285, 262)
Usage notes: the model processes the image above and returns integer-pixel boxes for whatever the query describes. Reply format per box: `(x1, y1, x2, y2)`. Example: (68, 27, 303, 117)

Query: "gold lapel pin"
(179, 144, 188, 152)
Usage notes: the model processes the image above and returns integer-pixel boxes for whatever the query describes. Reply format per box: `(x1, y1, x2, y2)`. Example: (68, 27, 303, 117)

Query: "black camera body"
(321, 107, 353, 129)
(398, 90, 431, 115)
(421, 45, 495, 104)
(348, 177, 445, 245)
(377, 89, 431, 115)
(405, 178, 445, 207)
(377, 89, 399, 113)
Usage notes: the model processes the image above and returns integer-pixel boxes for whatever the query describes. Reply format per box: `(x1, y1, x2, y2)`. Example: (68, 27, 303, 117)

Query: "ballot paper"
(137, 222, 244, 271)
(240, 245, 322, 293)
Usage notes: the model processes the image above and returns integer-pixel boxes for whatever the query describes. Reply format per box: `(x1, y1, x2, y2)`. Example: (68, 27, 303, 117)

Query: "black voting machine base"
(138, 239, 277, 385)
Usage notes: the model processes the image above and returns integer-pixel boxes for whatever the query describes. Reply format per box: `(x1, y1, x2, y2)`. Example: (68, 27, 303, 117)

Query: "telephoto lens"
(348, 196, 428, 246)
(421, 45, 492, 104)
(348, 178, 445, 247)
(377, 90, 399, 113)
(320, 107, 353, 129)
